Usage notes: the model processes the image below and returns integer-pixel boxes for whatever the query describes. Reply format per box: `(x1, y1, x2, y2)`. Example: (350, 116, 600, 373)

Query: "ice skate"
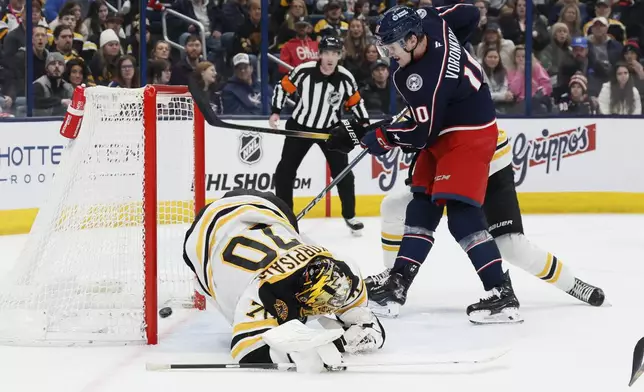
(345, 218, 364, 237)
(566, 278, 605, 306)
(467, 270, 523, 324)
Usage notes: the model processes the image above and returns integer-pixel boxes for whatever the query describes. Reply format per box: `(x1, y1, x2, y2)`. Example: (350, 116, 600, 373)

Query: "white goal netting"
(0, 86, 200, 345)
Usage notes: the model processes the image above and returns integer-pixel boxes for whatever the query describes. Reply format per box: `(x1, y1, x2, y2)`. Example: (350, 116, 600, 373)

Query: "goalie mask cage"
(0, 85, 206, 346)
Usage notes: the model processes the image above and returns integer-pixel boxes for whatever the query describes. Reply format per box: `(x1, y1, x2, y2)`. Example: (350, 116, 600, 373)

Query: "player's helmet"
(319, 36, 344, 53)
(296, 257, 351, 315)
(375, 5, 423, 56)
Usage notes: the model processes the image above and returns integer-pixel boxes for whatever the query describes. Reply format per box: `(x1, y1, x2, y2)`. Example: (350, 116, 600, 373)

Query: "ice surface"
(0, 215, 643, 392)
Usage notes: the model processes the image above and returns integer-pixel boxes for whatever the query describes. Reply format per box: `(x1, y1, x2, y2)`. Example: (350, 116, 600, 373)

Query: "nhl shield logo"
(239, 132, 262, 165)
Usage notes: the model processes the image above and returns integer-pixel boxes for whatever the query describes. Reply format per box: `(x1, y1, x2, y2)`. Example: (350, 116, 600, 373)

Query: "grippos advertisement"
(205, 123, 327, 198)
(0, 121, 66, 209)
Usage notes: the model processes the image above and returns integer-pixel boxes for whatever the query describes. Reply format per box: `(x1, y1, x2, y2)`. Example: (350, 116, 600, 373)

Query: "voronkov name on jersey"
(512, 124, 597, 186)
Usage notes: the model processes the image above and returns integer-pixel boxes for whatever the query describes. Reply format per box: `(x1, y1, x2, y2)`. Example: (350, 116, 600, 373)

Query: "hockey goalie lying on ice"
(182, 189, 385, 372)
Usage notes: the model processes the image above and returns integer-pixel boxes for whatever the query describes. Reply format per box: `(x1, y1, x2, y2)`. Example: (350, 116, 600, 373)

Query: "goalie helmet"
(296, 257, 351, 316)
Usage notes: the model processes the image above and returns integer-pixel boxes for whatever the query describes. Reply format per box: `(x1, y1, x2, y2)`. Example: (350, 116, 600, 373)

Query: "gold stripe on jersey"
(337, 280, 367, 314)
(490, 129, 512, 175)
(257, 244, 334, 285)
(231, 336, 265, 360)
(233, 318, 279, 335)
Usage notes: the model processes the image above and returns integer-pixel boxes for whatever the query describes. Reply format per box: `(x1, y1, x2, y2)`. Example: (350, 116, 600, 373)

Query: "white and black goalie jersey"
(271, 61, 369, 130)
(183, 193, 367, 361)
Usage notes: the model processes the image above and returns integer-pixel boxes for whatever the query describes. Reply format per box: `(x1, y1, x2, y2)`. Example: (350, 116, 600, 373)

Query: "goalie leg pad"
(288, 343, 344, 373)
(261, 319, 343, 353)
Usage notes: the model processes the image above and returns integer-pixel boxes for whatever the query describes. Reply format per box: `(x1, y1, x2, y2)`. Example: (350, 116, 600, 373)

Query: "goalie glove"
(261, 319, 345, 373)
(318, 307, 385, 354)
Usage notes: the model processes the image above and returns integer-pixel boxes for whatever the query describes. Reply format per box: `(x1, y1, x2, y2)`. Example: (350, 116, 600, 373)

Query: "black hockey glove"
(326, 119, 369, 154)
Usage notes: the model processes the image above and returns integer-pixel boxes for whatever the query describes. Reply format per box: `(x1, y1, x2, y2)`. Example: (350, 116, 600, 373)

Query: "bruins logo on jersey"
(274, 299, 289, 321)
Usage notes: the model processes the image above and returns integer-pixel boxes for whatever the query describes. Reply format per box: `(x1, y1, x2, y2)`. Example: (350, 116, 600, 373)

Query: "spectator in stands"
(343, 19, 371, 82)
(486, 0, 511, 17)
(583, 0, 626, 44)
(279, 17, 318, 73)
(598, 62, 642, 114)
(150, 40, 172, 62)
(51, 25, 75, 59)
(499, 0, 549, 51)
(108, 55, 139, 88)
(508, 45, 552, 113)
(539, 23, 574, 86)
(469, 0, 490, 48)
(33, 52, 73, 116)
(476, 23, 515, 70)
(235, 0, 262, 56)
(148, 59, 172, 84)
(125, 15, 150, 63)
(222, 53, 261, 114)
(193, 60, 222, 113)
(618, 0, 644, 45)
(622, 40, 644, 103)
(222, 0, 248, 34)
(83, 0, 109, 43)
(90, 29, 121, 85)
(0, 0, 26, 40)
(275, 0, 309, 47)
(558, 36, 608, 97)
(2, 0, 43, 60)
(4, 24, 50, 104)
(587, 16, 623, 67)
(44, 0, 65, 22)
(170, 35, 203, 86)
(557, 3, 583, 37)
(555, 72, 597, 114)
(50, 1, 88, 40)
(549, 0, 588, 26)
(482, 46, 514, 113)
(54, 7, 85, 55)
(314, 1, 348, 40)
(169, 0, 223, 62)
(63, 58, 89, 88)
(360, 58, 402, 114)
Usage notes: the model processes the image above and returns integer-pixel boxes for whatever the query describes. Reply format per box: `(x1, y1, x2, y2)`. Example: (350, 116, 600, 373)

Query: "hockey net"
(0, 85, 205, 345)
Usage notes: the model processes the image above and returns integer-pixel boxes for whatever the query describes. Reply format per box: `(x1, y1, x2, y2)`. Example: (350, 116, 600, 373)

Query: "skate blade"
(469, 307, 524, 325)
(350, 229, 363, 237)
(368, 300, 400, 318)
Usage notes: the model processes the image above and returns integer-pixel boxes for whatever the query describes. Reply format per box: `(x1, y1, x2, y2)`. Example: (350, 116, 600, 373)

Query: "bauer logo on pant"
(238, 132, 263, 165)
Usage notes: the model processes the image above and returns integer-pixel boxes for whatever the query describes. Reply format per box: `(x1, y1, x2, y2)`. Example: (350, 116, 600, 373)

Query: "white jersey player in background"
(367, 119, 606, 317)
(183, 189, 385, 371)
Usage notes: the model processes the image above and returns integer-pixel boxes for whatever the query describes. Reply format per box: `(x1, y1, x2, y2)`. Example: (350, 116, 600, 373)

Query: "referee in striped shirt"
(269, 36, 369, 235)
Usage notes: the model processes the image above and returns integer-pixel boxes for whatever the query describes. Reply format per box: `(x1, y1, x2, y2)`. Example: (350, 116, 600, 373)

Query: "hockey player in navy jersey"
(327, 4, 522, 324)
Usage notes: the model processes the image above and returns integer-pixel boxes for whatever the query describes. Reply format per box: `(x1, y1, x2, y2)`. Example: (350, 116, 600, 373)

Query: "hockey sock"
(391, 193, 443, 279)
(495, 233, 575, 291)
(446, 201, 503, 291)
(380, 192, 414, 269)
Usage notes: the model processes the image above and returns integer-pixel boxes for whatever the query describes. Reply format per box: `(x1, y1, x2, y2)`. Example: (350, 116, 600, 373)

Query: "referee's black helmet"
(319, 36, 343, 53)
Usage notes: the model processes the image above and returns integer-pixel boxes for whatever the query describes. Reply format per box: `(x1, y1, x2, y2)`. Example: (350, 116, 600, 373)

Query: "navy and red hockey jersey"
(387, 4, 497, 149)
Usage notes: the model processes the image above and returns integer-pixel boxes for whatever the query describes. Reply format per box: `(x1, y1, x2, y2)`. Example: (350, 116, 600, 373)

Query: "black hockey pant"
(274, 122, 356, 220)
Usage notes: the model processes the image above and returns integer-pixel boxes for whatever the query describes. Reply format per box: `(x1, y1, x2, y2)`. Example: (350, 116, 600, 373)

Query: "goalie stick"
(629, 337, 644, 386)
(146, 348, 510, 372)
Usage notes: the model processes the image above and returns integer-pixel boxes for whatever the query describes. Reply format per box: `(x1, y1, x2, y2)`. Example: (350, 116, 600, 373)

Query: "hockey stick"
(296, 149, 369, 221)
(629, 337, 644, 386)
(187, 79, 329, 141)
(146, 348, 510, 372)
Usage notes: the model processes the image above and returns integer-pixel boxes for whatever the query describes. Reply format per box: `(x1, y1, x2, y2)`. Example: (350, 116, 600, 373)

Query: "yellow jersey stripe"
(381, 232, 403, 241)
(232, 318, 279, 335)
(231, 336, 264, 359)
